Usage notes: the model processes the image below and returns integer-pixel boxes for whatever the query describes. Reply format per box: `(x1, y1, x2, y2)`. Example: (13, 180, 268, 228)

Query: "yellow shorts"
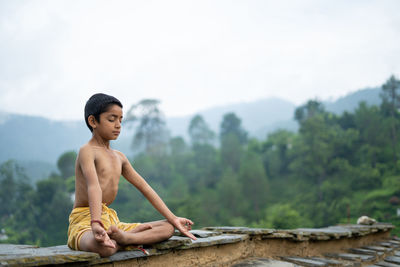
(67, 203, 140, 250)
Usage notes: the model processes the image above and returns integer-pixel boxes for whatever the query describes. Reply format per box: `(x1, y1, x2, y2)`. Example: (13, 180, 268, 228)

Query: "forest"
(1, 75, 400, 247)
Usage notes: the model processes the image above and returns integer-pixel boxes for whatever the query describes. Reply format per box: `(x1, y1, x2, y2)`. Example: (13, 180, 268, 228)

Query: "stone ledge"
(0, 244, 99, 266)
(0, 223, 395, 266)
(205, 223, 394, 242)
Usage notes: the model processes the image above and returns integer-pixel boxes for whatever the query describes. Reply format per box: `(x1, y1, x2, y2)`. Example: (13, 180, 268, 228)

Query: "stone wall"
(0, 223, 398, 266)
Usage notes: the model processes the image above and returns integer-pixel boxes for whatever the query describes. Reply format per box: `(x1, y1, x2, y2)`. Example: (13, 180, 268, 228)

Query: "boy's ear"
(88, 115, 97, 129)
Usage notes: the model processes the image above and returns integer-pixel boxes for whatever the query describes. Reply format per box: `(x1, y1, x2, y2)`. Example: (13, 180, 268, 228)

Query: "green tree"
(57, 151, 77, 179)
(353, 102, 386, 168)
(216, 168, 247, 225)
(219, 113, 247, 171)
(261, 130, 295, 179)
(188, 115, 215, 146)
(294, 99, 325, 124)
(380, 75, 400, 168)
(255, 204, 307, 229)
(0, 161, 31, 227)
(125, 99, 169, 155)
(220, 113, 247, 145)
(238, 151, 269, 221)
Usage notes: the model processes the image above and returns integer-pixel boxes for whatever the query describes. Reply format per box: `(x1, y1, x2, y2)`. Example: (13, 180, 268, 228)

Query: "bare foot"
(107, 225, 132, 246)
(130, 223, 152, 233)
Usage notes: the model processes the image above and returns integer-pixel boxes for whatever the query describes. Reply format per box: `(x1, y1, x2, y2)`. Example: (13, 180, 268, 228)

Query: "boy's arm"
(78, 147, 115, 248)
(120, 153, 196, 240)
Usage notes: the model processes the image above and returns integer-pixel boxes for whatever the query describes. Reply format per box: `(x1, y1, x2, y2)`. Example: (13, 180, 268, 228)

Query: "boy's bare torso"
(74, 144, 123, 208)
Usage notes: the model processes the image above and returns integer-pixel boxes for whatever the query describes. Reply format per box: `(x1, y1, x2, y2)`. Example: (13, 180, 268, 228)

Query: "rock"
(357, 216, 377, 225)
(150, 236, 191, 250)
(0, 244, 99, 266)
(180, 234, 248, 249)
(373, 261, 400, 267)
(280, 256, 328, 266)
(232, 258, 299, 266)
(203, 226, 275, 236)
(384, 256, 400, 265)
(324, 252, 375, 262)
(174, 229, 221, 238)
(348, 248, 383, 256)
(363, 246, 393, 253)
(310, 257, 343, 266)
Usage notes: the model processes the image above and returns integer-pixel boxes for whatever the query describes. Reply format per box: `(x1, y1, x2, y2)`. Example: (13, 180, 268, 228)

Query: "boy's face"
(93, 104, 123, 140)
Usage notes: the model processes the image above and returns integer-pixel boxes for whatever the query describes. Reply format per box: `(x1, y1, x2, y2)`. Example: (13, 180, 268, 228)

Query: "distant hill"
(324, 87, 381, 114)
(166, 97, 296, 139)
(0, 87, 383, 171)
(0, 113, 90, 164)
(166, 87, 382, 139)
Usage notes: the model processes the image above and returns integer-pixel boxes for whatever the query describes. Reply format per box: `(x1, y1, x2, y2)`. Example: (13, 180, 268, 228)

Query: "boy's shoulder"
(77, 143, 128, 163)
(78, 143, 94, 155)
(113, 149, 128, 162)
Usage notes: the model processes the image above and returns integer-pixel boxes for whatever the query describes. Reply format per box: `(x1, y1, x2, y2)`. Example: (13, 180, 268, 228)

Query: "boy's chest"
(94, 152, 122, 179)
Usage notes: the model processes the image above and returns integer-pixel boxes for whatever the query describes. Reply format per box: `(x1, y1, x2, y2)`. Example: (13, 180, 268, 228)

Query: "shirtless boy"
(67, 93, 196, 257)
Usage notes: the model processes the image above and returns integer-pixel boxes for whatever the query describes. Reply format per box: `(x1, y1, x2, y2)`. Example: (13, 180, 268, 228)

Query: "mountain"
(0, 87, 383, 167)
(324, 87, 381, 114)
(0, 113, 90, 163)
(166, 97, 296, 139)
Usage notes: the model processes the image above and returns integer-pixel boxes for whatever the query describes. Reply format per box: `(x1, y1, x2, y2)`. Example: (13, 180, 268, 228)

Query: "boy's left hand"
(170, 217, 197, 240)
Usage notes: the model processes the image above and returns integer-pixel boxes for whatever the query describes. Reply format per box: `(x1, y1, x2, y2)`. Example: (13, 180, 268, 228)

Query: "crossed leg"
(108, 220, 174, 246)
(78, 220, 174, 257)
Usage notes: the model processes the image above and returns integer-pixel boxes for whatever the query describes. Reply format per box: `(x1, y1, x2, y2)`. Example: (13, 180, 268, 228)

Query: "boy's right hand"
(92, 223, 116, 248)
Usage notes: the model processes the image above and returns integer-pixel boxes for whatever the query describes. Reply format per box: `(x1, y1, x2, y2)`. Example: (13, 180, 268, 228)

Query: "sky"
(0, 0, 399, 120)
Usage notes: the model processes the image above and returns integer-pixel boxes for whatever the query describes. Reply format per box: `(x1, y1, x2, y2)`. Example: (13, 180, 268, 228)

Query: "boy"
(67, 93, 196, 257)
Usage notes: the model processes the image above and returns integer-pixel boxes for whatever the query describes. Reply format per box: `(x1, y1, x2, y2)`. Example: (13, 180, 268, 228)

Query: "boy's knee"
(163, 222, 175, 238)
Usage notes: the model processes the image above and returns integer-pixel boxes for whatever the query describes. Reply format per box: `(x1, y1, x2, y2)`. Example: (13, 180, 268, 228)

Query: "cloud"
(0, 0, 400, 120)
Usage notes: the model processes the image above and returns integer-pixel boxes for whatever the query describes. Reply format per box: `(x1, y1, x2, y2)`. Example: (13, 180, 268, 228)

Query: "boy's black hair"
(84, 93, 123, 132)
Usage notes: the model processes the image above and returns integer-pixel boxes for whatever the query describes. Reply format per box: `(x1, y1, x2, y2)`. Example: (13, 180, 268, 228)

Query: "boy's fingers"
(184, 231, 197, 241)
(97, 233, 116, 248)
(177, 225, 196, 240)
(103, 238, 116, 248)
(94, 233, 105, 242)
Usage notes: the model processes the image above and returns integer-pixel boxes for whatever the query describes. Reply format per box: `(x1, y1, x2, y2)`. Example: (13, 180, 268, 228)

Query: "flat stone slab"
(174, 229, 221, 238)
(291, 229, 329, 241)
(372, 261, 400, 267)
(0, 244, 99, 266)
(180, 234, 248, 249)
(150, 236, 192, 250)
(232, 258, 299, 266)
(263, 230, 295, 239)
(281, 256, 328, 266)
(292, 227, 352, 241)
(375, 242, 398, 248)
(348, 248, 383, 256)
(394, 251, 400, 257)
(310, 257, 343, 265)
(384, 256, 400, 265)
(337, 224, 377, 236)
(363, 246, 394, 252)
(325, 252, 375, 262)
(203, 226, 275, 236)
(387, 240, 400, 246)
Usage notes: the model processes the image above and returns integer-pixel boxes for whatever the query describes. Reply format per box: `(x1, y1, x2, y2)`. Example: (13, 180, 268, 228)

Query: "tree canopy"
(1, 75, 400, 246)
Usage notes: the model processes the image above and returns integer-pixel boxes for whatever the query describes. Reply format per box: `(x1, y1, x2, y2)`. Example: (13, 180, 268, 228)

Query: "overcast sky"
(0, 0, 399, 120)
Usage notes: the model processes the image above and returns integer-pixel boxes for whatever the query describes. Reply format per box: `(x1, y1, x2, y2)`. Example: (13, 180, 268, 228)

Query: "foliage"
(125, 99, 169, 155)
(57, 151, 77, 179)
(0, 161, 72, 246)
(2, 75, 400, 245)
